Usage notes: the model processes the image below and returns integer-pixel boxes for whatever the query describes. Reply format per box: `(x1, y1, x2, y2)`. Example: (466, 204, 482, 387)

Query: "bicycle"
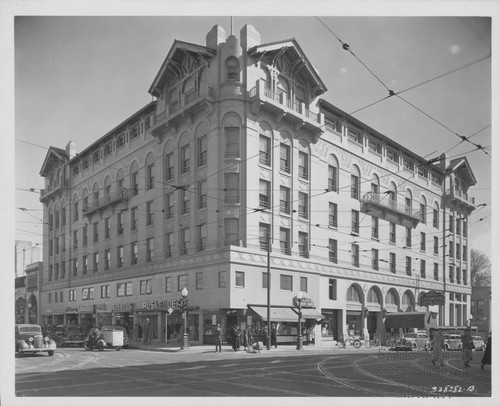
(340, 336, 362, 349)
(367, 338, 381, 348)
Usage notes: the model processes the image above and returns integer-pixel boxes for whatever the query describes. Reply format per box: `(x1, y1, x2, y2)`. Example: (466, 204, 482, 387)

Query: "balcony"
(151, 88, 215, 140)
(84, 189, 130, 217)
(40, 179, 69, 202)
(444, 187, 475, 214)
(361, 192, 421, 228)
(248, 80, 324, 140)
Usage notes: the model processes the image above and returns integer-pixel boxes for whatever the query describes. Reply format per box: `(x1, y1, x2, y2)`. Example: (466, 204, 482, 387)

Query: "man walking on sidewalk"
(215, 324, 223, 353)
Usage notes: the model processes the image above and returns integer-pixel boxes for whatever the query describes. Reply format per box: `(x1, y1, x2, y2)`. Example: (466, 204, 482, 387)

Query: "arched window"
(367, 288, 381, 304)
(433, 201, 440, 229)
(103, 176, 112, 203)
(347, 285, 362, 302)
(92, 182, 100, 208)
(328, 155, 339, 192)
(420, 195, 427, 224)
(402, 291, 413, 307)
(371, 174, 380, 198)
(405, 189, 413, 215)
(116, 169, 125, 193)
(130, 161, 139, 195)
(145, 153, 155, 190)
(350, 165, 361, 200)
(226, 57, 239, 82)
(388, 182, 397, 208)
(386, 290, 398, 305)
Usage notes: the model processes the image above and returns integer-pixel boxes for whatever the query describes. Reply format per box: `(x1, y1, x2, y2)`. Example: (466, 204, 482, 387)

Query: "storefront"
(112, 302, 135, 334)
(321, 309, 342, 341)
(346, 310, 363, 336)
(78, 304, 95, 334)
(246, 305, 303, 345)
(203, 309, 228, 344)
(64, 307, 79, 325)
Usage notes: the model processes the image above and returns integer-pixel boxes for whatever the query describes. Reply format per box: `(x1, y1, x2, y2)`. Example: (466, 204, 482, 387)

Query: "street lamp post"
(296, 291, 303, 351)
(181, 287, 189, 350)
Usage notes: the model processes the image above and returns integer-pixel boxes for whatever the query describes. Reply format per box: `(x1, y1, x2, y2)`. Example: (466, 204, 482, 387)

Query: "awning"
(294, 308, 325, 321)
(384, 312, 438, 330)
(248, 306, 298, 322)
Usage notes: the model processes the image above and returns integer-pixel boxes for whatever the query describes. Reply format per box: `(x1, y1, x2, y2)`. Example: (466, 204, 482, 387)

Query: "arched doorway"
(346, 284, 364, 337)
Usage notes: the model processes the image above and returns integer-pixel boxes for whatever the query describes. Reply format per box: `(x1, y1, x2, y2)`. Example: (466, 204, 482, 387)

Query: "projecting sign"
(419, 291, 445, 306)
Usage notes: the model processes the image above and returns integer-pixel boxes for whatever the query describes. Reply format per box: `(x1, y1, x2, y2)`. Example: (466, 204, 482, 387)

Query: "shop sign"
(113, 302, 135, 312)
(95, 304, 108, 313)
(292, 296, 315, 308)
(419, 291, 445, 306)
(65, 306, 79, 314)
(78, 303, 107, 313)
(142, 300, 176, 310)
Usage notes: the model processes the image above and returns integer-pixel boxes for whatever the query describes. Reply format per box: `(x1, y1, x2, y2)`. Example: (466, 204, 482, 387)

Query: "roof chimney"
(66, 141, 76, 159)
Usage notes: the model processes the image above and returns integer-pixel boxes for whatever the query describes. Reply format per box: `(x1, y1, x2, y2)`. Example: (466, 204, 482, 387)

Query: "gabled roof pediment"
(39, 147, 68, 177)
(248, 38, 327, 97)
(149, 40, 216, 97)
(447, 157, 477, 186)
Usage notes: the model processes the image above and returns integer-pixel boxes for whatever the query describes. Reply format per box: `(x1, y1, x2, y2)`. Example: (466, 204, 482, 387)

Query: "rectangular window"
(405, 227, 412, 248)
(406, 256, 412, 276)
(73, 202, 79, 222)
(93, 222, 99, 243)
(55, 210, 60, 229)
(329, 239, 338, 263)
(351, 175, 359, 199)
(181, 145, 190, 173)
(351, 243, 359, 267)
(434, 236, 439, 255)
(60, 291, 63, 302)
(259, 223, 270, 251)
(225, 127, 240, 158)
(262, 272, 269, 289)
(298, 232, 309, 258)
(197, 223, 207, 252)
(81, 288, 87, 301)
(101, 285, 110, 299)
(69, 289, 76, 302)
(449, 243, 454, 258)
(61, 261, 66, 279)
(146, 201, 153, 226)
(146, 238, 154, 262)
(181, 188, 190, 214)
(259, 135, 271, 166)
(280, 144, 290, 173)
(328, 165, 337, 192)
(117, 133, 125, 149)
(178, 274, 189, 291)
(180, 228, 189, 255)
(420, 203, 427, 224)
(72, 258, 78, 276)
(55, 263, 59, 280)
(300, 277, 308, 293)
(117, 282, 133, 297)
(93, 252, 99, 272)
(198, 180, 207, 209)
(166, 194, 174, 219)
(61, 234, 66, 253)
(328, 279, 337, 300)
(368, 139, 382, 154)
(165, 276, 173, 293)
(140, 279, 152, 295)
(218, 271, 227, 288)
(280, 186, 290, 214)
(224, 218, 239, 246)
(117, 212, 124, 235)
(456, 218, 462, 235)
(61, 207, 66, 227)
(48, 265, 53, 281)
(195, 272, 203, 290)
(165, 232, 173, 258)
(146, 163, 155, 190)
(433, 209, 439, 228)
(351, 210, 360, 234)
(198, 135, 207, 166)
(224, 173, 239, 203)
(235, 271, 245, 288)
(420, 232, 426, 252)
(117, 246, 124, 268)
(298, 192, 308, 219)
(165, 152, 174, 180)
(402, 156, 414, 171)
(130, 207, 137, 231)
(405, 197, 412, 215)
(390, 252, 396, 273)
(434, 263, 439, 281)
(389, 222, 396, 244)
(371, 216, 379, 239)
(329, 203, 338, 228)
(449, 266, 454, 283)
(449, 215, 454, 233)
(279, 227, 290, 255)
(372, 249, 379, 270)
(420, 260, 426, 279)
(105, 218, 110, 239)
(463, 221, 468, 238)
(280, 274, 293, 291)
(259, 179, 271, 208)
(83, 255, 88, 274)
(463, 246, 467, 262)
(104, 249, 110, 270)
(298, 151, 308, 180)
(456, 243, 461, 260)
(132, 171, 139, 195)
(347, 127, 362, 144)
(131, 242, 138, 265)
(54, 237, 59, 254)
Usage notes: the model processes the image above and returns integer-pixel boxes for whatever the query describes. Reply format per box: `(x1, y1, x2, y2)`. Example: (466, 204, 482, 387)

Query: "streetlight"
(181, 287, 189, 350)
(296, 291, 303, 351)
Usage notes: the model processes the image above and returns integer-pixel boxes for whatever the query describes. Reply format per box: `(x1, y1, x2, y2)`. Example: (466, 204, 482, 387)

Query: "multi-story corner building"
(471, 286, 491, 338)
(38, 24, 476, 345)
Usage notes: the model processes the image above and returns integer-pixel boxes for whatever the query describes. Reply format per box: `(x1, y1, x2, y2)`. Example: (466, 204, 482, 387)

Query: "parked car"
(53, 325, 85, 347)
(16, 324, 56, 357)
(472, 335, 486, 351)
(443, 334, 462, 351)
(402, 331, 431, 350)
(100, 326, 130, 349)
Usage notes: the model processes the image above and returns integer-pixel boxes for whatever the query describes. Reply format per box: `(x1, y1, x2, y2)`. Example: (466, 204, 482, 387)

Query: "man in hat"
(431, 327, 445, 366)
(214, 324, 223, 353)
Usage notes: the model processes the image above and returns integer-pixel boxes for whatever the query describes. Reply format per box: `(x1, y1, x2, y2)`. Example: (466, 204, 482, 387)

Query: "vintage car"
(53, 325, 85, 347)
(443, 334, 462, 351)
(401, 331, 431, 350)
(100, 326, 130, 349)
(16, 324, 56, 357)
(472, 335, 486, 351)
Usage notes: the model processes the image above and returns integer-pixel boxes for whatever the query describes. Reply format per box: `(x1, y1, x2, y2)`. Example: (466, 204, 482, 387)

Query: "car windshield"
(67, 327, 82, 333)
(19, 326, 41, 334)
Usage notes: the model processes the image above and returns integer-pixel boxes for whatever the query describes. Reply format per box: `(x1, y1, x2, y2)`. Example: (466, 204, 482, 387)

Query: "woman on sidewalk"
(481, 332, 491, 370)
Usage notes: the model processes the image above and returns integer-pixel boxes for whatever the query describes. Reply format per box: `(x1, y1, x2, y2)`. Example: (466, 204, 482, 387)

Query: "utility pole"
(442, 168, 447, 326)
(266, 229, 271, 351)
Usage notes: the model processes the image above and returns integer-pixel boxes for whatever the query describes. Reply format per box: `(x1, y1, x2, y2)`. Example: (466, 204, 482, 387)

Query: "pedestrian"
(481, 332, 491, 370)
(271, 324, 278, 348)
(137, 323, 143, 343)
(232, 324, 241, 351)
(431, 327, 445, 366)
(144, 319, 151, 345)
(214, 324, 223, 353)
(461, 326, 474, 368)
